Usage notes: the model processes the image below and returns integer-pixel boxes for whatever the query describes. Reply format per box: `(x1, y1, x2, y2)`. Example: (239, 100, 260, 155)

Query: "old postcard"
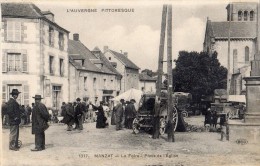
(1, 0, 260, 166)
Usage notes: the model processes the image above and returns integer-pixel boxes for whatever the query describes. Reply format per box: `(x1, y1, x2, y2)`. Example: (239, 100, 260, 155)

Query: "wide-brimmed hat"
(120, 99, 125, 103)
(32, 95, 44, 100)
(130, 99, 136, 103)
(76, 98, 81, 101)
(10, 89, 21, 95)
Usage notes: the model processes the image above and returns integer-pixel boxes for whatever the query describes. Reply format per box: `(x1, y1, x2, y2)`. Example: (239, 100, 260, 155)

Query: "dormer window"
(82, 60, 85, 66)
(109, 57, 111, 60)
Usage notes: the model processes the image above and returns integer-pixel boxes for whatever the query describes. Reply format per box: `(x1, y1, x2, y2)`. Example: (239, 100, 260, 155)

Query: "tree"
(172, 51, 227, 102)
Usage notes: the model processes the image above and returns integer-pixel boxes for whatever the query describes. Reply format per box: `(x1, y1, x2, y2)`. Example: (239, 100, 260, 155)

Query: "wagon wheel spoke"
(172, 107, 178, 131)
(132, 118, 140, 134)
(159, 118, 166, 135)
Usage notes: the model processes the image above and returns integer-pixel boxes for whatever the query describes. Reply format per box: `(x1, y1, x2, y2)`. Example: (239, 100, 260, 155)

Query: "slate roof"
(1, 3, 43, 18)
(69, 41, 119, 75)
(92, 47, 122, 78)
(139, 73, 157, 82)
(209, 21, 256, 39)
(1, 3, 69, 33)
(109, 50, 140, 70)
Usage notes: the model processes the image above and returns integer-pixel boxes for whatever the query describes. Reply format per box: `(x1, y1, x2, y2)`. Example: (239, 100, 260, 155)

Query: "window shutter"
(15, 22, 21, 41)
(7, 22, 14, 41)
(2, 85, 7, 103)
(23, 85, 29, 106)
(22, 53, 28, 72)
(2, 52, 7, 72)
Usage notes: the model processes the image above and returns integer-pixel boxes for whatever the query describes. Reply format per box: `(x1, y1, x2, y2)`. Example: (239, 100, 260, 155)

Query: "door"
(52, 86, 61, 111)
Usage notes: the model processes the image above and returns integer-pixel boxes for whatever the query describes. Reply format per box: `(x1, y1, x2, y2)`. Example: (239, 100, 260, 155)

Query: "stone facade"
(103, 46, 139, 93)
(203, 2, 257, 95)
(1, 4, 69, 110)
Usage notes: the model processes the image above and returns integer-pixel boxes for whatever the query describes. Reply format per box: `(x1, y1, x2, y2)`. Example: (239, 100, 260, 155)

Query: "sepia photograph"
(1, 0, 260, 165)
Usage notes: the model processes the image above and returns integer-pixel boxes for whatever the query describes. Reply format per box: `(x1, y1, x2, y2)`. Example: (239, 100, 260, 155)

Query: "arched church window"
(244, 11, 248, 21)
(250, 11, 254, 21)
(238, 11, 242, 21)
(245, 46, 249, 62)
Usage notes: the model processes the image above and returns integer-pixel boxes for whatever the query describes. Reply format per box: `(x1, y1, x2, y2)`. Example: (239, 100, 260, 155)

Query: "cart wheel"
(173, 107, 178, 131)
(159, 117, 166, 135)
(132, 118, 140, 134)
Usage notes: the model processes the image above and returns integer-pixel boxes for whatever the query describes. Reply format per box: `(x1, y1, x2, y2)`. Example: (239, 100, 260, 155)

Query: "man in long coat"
(124, 99, 137, 129)
(115, 99, 125, 131)
(6, 89, 22, 151)
(62, 102, 75, 131)
(31, 95, 49, 151)
(74, 98, 84, 130)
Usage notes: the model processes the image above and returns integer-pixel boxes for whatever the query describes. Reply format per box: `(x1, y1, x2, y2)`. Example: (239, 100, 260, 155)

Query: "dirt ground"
(1, 116, 260, 166)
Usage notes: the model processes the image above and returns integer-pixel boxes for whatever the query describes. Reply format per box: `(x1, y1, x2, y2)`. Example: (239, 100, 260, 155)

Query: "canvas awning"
(228, 95, 246, 103)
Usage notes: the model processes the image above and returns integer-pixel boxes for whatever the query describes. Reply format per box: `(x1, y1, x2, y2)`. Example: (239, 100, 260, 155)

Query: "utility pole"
(166, 4, 174, 142)
(153, 5, 167, 139)
(227, 3, 232, 100)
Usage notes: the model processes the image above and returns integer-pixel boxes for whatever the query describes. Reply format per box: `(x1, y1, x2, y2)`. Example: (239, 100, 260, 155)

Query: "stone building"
(139, 72, 157, 93)
(103, 46, 140, 93)
(203, 2, 257, 95)
(68, 34, 122, 104)
(1, 3, 69, 109)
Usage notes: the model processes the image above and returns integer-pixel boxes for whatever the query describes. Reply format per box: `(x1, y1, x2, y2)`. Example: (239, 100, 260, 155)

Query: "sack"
(42, 121, 49, 131)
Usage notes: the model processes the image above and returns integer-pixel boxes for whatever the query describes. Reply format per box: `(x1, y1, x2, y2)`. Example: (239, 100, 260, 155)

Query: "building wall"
(69, 64, 118, 104)
(104, 51, 139, 93)
(125, 68, 139, 91)
(139, 80, 156, 93)
(41, 20, 69, 109)
(211, 39, 255, 73)
(1, 17, 69, 109)
(1, 18, 42, 106)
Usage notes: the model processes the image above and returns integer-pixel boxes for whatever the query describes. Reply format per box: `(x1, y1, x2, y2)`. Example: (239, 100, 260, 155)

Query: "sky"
(34, 0, 254, 72)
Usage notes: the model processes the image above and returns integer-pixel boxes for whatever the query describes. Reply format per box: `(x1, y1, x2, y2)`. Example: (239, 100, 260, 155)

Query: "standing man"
(115, 99, 125, 131)
(6, 89, 22, 151)
(74, 98, 84, 130)
(124, 99, 137, 129)
(31, 95, 49, 151)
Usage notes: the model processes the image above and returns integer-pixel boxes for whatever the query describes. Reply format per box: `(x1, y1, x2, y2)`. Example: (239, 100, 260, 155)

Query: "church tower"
(226, 2, 257, 22)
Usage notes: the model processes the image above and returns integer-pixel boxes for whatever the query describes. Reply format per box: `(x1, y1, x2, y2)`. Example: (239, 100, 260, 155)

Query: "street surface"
(1, 116, 260, 166)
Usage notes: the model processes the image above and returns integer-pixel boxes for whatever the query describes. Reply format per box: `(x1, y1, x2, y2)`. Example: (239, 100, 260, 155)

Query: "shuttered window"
(2, 52, 28, 73)
(2, 53, 7, 72)
(22, 54, 28, 72)
(23, 85, 29, 106)
(2, 85, 7, 103)
(7, 22, 21, 41)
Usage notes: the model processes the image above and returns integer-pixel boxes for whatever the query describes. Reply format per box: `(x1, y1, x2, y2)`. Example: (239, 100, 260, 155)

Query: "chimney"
(42, 11, 55, 22)
(104, 46, 109, 53)
(73, 33, 79, 41)
(124, 52, 128, 58)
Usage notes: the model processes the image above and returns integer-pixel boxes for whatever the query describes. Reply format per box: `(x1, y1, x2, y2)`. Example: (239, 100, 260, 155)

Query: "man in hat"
(74, 98, 84, 130)
(6, 89, 22, 151)
(114, 99, 125, 130)
(31, 95, 49, 151)
(124, 99, 137, 129)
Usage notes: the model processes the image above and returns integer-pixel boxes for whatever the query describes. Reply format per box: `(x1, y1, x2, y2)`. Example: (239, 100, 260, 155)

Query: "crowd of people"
(1, 88, 138, 152)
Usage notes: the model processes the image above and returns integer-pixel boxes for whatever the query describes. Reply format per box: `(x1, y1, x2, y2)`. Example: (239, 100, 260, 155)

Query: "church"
(203, 2, 258, 95)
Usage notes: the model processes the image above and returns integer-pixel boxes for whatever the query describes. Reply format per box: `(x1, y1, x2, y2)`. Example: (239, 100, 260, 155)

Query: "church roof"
(210, 21, 256, 39)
